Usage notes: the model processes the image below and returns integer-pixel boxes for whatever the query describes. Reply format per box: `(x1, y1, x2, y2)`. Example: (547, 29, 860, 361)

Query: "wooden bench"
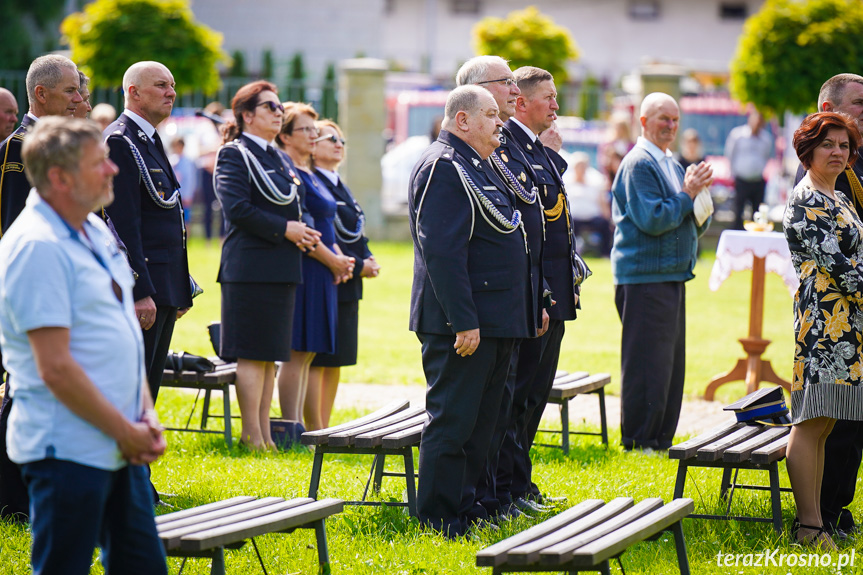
(477, 497, 694, 575)
(538, 372, 612, 453)
(156, 496, 343, 575)
(161, 360, 238, 447)
(669, 419, 791, 533)
(302, 400, 427, 517)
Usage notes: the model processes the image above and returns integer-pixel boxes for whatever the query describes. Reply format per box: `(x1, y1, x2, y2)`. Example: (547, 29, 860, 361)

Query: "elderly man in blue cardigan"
(610, 92, 713, 451)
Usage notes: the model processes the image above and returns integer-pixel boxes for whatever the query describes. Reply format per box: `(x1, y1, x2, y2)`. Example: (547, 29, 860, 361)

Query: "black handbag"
(165, 351, 215, 373)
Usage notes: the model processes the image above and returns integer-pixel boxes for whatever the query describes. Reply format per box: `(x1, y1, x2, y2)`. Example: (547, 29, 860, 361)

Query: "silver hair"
(455, 55, 510, 86)
(22, 117, 102, 193)
(444, 85, 487, 123)
(25, 55, 78, 106)
(818, 73, 863, 110)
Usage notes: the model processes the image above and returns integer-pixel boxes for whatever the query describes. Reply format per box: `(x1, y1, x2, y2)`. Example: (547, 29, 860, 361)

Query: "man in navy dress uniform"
(0, 54, 83, 520)
(455, 56, 549, 520)
(505, 66, 579, 506)
(409, 85, 533, 537)
(104, 61, 192, 407)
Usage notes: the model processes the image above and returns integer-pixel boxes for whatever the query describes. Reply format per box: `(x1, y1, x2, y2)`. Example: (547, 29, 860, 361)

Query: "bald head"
(0, 88, 18, 141)
(442, 85, 503, 159)
(122, 61, 176, 127)
(640, 92, 680, 151)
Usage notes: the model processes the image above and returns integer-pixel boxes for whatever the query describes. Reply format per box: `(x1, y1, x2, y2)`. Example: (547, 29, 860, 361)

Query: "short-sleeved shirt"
(0, 190, 144, 470)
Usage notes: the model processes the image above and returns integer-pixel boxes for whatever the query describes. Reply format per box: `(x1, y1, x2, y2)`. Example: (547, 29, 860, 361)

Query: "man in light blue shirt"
(724, 109, 773, 230)
(0, 117, 167, 575)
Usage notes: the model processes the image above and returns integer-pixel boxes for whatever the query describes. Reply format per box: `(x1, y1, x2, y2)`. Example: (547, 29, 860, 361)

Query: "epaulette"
(440, 145, 454, 161)
(11, 133, 25, 142)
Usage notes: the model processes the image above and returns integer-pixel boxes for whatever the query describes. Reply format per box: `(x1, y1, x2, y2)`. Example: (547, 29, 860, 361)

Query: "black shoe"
(838, 508, 857, 534)
(515, 497, 548, 513)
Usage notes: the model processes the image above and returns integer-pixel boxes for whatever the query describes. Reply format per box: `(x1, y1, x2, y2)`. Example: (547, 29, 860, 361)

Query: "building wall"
(187, 0, 763, 84)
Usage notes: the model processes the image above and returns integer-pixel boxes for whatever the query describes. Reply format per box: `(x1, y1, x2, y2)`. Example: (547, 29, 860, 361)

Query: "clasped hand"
(285, 221, 322, 252)
(682, 161, 714, 199)
(118, 410, 166, 465)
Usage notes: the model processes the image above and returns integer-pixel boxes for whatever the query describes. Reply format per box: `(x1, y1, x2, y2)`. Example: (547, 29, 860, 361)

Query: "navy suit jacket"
(493, 125, 546, 333)
(0, 115, 36, 234)
(409, 130, 532, 339)
(506, 119, 578, 320)
(315, 169, 372, 302)
(215, 135, 305, 284)
(104, 113, 192, 308)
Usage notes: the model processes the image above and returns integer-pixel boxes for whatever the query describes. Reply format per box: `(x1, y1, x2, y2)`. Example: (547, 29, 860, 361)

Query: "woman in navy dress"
(276, 103, 354, 434)
(214, 81, 320, 450)
(308, 120, 381, 428)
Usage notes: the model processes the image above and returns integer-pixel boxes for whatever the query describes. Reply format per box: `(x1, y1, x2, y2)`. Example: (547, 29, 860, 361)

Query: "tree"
(261, 49, 275, 80)
(320, 62, 338, 121)
(729, 0, 863, 117)
(0, 0, 66, 70)
(472, 6, 579, 83)
(228, 50, 247, 78)
(61, 0, 228, 94)
(286, 53, 306, 103)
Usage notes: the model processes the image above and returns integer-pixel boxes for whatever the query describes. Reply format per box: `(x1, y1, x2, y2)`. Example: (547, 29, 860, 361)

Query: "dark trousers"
(615, 282, 686, 450)
(733, 177, 766, 230)
(21, 459, 167, 575)
(143, 305, 178, 403)
(0, 388, 28, 520)
(416, 333, 514, 536)
(821, 419, 863, 530)
(509, 319, 566, 499)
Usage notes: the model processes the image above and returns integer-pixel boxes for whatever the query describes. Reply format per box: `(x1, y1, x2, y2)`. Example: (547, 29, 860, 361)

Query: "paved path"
(333, 382, 732, 438)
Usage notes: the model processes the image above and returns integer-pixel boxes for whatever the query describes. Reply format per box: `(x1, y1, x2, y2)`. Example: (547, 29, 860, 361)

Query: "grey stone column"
(338, 59, 387, 239)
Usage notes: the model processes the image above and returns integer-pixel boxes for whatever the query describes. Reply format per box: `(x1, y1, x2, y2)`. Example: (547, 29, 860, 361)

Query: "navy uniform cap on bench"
(723, 387, 792, 426)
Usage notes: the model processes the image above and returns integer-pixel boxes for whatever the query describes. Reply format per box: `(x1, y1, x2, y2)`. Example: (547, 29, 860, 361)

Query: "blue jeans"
(20, 459, 167, 575)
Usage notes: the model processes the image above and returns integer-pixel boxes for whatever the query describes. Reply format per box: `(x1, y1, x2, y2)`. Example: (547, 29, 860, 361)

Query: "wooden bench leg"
(597, 561, 611, 575)
(597, 387, 608, 448)
(210, 547, 226, 575)
(308, 451, 325, 499)
(673, 461, 688, 499)
(314, 518, 331, 575)
(719, 467, 734, 501)
(373, 453, 386, 494)
(671, 520, 691, 575)
(222, 383, 232, 448)
(201, 389, 212, 430)
(769, 463, 783, 534)
(403, 447, 418, 518)
(561, 400, 570, 455)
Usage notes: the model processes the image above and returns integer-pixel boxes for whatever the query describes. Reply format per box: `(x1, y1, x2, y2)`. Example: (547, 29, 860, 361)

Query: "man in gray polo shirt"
(0, 117, 167, 575)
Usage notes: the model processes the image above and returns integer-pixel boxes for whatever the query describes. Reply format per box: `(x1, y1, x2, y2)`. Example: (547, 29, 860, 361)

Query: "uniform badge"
(519, 172, 527, 183)
(501, 152, 509, 163)
(527, 144, 533, 151)
(293, 177, 302, 185)
(1, 162, 23, 174)
(472, 158, 480, 167)
(137, 130, 148, 142)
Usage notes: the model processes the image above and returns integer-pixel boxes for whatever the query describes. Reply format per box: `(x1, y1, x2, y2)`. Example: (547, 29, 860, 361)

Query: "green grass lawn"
(3, 237, 860, 574)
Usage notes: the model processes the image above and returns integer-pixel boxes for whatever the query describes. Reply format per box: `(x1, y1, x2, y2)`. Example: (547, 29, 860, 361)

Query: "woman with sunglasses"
(308, 121, 381, 428)
(214, 81, 320, 450)
(276, 104, 355, 437)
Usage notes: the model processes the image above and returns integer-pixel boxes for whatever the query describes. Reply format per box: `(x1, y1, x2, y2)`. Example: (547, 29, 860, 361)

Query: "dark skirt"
(312, 300, 360, 367)
(221, 282, 296, 362)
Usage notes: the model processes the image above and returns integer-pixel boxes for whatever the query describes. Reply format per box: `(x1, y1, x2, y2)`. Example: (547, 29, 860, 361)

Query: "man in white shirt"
(725, 108, 773, 229)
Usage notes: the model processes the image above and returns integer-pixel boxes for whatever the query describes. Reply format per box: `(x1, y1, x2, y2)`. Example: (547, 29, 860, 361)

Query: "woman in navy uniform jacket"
(308, 120, 381, 429)
(214, 81, 320, 450)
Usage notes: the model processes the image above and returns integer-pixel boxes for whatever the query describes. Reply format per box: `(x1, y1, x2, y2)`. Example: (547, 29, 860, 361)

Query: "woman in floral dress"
(785, 111, 863, 548)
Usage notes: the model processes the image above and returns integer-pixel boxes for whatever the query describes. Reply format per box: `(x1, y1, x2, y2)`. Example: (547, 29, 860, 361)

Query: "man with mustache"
(611, 92, 713, 451)
(409, 85, 532, 537)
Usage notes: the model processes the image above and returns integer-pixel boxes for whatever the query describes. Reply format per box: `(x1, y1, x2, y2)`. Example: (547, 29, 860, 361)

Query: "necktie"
(153, 131, 168, 162)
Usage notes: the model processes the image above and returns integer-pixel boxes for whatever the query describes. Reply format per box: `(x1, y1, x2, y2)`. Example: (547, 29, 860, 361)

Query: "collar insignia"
(472, 158, 480, 167)
(137, 130, 147, 142)
(527, 143, 533, 151)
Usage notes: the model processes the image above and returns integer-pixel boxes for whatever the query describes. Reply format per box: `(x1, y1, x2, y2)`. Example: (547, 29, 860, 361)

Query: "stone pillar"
(639, 64, 685, 150)
(338, 59, 387, 239)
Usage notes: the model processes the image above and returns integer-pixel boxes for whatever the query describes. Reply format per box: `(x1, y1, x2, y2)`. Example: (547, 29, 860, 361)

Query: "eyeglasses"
(257, 101, 284, 113)
(293, 126, 319, 136)
(477, 77, 517, 87)
(314, 134, 345, 145)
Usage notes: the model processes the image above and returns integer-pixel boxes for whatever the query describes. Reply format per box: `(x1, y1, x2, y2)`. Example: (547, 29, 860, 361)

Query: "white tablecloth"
(708, 230, 798, 295)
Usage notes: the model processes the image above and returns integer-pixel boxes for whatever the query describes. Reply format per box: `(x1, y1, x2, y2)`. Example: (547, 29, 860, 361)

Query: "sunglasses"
(477, 77, 518, 87)
(293, 126, 319, 136)
(257, 101, 285, 113)
(314, 134, 346, 145)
